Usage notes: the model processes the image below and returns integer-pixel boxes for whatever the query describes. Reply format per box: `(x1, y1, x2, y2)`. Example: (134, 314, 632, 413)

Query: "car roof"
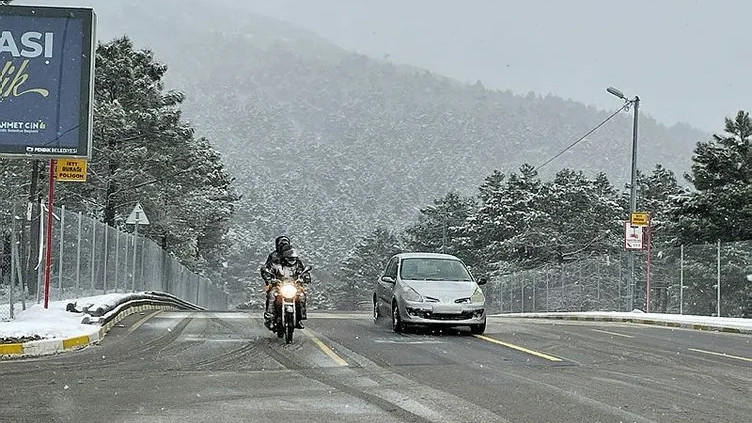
(395, 252, 462, 260)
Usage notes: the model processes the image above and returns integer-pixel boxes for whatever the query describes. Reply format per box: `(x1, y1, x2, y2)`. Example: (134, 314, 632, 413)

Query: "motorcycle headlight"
(402, 286, 423, 303)
(280, 283, 297, 299)
(471, 287, 485, 304)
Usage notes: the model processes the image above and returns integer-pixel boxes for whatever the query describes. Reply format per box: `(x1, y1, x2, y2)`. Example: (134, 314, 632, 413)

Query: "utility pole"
(607, 87, 640, 310)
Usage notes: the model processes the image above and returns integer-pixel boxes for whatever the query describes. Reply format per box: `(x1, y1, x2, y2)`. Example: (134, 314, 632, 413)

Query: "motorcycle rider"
(261, 236, 310, 329)
(265, 236, 292, 267)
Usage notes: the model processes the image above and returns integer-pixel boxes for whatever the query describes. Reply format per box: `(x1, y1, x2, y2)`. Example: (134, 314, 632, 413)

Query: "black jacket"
(261, 253, 310, 285)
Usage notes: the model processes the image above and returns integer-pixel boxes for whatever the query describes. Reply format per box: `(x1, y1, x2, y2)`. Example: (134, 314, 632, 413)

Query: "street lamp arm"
(607, 87, 625, 99)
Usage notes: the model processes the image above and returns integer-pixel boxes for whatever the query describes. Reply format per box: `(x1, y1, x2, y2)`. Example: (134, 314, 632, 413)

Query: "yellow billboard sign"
(55, 158, 87, 182)
(630, 212, 649, 226)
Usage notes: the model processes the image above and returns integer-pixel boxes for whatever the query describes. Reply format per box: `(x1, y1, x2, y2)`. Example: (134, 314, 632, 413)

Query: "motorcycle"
(262, 265, 311, 344)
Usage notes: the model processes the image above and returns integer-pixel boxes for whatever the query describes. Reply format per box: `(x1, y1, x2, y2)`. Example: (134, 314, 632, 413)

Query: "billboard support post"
(43, 159, 55, 309)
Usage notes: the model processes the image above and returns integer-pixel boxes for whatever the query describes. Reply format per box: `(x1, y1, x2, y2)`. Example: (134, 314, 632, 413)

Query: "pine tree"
(666, 111, 752, 316)
(403, 191, 476, 263)
(56, 37, 239, 270)
(689, 111, 751, 191)
(671, 110, 752, 244)
(638, 164, 683, 224)
(539, 170, 622, 264)
(332, 228, 402, 310)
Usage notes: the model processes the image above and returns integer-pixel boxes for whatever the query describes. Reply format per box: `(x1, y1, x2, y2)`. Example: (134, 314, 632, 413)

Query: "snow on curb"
(0, 304, 179, 358)
(489, 311, 752, 334)
(1, 292, 201, 359)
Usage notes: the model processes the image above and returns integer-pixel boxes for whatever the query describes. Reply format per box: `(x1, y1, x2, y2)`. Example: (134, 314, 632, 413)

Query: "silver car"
(373, 252, 487, 334)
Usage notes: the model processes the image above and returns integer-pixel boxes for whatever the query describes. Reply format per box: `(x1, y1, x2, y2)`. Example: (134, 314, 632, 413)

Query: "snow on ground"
(0, 293, 130, 342)
(492, 310, 752, 331)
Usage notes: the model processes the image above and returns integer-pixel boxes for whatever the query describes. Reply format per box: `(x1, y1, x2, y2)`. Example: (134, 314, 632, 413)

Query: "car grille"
(423, 311, 475, 321)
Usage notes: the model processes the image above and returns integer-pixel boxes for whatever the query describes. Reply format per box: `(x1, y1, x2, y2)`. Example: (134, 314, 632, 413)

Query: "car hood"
(403, 280, 478, 301)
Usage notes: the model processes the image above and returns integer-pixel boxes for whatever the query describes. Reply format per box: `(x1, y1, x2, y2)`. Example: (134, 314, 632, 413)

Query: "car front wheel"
(392, 302, 404, 333)
(470, 321, 486, 335)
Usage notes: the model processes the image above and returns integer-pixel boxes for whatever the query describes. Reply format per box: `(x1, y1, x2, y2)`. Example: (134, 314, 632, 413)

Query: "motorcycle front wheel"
(284, 311, 295, 344)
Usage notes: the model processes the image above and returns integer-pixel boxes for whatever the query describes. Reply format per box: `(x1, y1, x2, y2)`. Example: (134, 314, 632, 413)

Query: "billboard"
(0, 5, 95, 158)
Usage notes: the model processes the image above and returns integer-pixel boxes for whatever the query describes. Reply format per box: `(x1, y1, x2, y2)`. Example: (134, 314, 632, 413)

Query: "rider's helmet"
(275, 236, 291, 253)
(282, 248, 299, 266)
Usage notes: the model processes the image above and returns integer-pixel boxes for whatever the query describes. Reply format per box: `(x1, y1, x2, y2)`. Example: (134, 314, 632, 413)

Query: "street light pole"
(629, 96, 640, 214)
(607, 87, 640, 311)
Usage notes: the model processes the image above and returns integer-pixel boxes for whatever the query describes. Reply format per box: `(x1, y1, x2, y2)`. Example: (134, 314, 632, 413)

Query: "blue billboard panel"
(0, 6, 95, 158)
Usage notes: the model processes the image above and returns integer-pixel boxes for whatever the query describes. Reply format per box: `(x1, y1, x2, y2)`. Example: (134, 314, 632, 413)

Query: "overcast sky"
(17, 0, 751, 132)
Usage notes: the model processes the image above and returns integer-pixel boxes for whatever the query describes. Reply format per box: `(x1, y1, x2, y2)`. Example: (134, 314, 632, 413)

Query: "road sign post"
(624, 212, 652, 312)
(126, 203, 150, 292)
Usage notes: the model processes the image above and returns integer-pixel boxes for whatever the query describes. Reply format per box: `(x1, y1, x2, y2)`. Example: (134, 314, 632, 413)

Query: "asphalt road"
(1, 311, 750, 423)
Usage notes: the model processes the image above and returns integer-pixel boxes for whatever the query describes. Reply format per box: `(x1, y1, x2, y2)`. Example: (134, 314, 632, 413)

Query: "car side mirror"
(478, 277, 488, 285)
(381, 275, 396, 284)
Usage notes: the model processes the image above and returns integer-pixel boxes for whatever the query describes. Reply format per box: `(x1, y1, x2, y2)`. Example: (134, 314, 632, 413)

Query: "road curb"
(0, 304, 177, 359)
(490, 313, 752, 335)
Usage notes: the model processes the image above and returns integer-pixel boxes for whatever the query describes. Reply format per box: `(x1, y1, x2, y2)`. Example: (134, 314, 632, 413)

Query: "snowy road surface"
(1, 312, 750, 422)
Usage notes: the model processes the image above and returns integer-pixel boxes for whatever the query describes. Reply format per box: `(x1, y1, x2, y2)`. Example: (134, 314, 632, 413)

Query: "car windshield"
(400, 258, 473, 281)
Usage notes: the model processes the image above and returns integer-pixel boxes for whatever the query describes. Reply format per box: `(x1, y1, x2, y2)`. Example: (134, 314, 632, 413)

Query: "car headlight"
(402, 286, 423, 302)
(280, 283, 297, 299)
(471, 287, 485, 304)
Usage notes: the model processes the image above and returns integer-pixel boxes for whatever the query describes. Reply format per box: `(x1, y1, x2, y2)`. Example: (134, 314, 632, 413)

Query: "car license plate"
(432, 304, 460, 314)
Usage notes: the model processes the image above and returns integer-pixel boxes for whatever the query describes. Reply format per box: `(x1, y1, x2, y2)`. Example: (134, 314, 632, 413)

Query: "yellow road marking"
(0, 343, 24, 355)
(62, 335, 90, 350)
(128, 310, 163, 334)
(305, 329, 348, 366)
(591, 329, 634, 338)
(474, 334, 562, 362)
(687, 348, 752, 363)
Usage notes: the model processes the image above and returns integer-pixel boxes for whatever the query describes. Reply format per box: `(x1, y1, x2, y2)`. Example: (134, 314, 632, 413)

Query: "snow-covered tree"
(56, 37, 239, 271)
(403, 191, 476, 263)
(664, 111, 752, 316)
(332, 227, 402, 310)
(670, 110, 752, 244)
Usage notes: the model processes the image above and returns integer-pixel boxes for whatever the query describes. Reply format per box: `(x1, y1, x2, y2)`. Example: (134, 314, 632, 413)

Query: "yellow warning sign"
(630, 212, 649, 226)
(55, 158, 87, 182)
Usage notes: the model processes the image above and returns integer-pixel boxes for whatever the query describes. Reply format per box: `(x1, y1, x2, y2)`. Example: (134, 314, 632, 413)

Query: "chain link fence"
(487, 241, 752, 318)
(0, 199, 24, 322)
(2, 201, 228, 321)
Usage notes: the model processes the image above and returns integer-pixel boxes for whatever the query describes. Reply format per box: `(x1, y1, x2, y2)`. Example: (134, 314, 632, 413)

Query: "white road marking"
(687, 348, 752, 362)
(373, 339, 444, 344)
(591, 329, 634, 338)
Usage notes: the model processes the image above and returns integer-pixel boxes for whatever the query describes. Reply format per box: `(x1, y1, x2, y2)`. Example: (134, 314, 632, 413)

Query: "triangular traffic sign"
(126, 202, 150, 225)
